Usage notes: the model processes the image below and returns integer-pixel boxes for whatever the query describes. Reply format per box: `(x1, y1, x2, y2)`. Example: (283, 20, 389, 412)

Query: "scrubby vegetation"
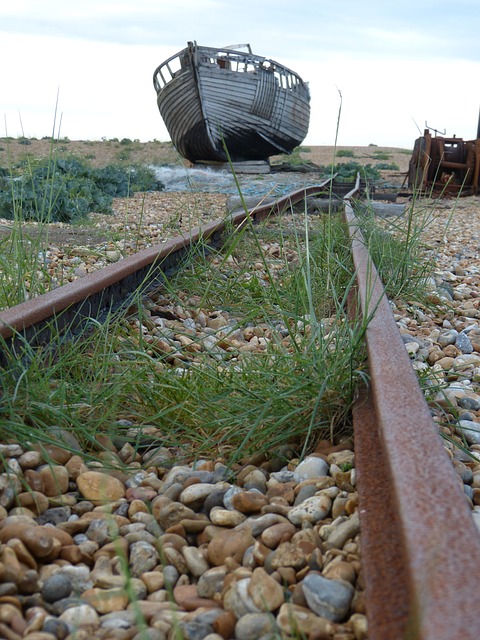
(327, 161, 381, 182)
(0, 156, 164, 223)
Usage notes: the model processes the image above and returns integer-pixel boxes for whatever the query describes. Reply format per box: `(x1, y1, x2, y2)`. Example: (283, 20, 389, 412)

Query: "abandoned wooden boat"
(153, 42, 310, 163)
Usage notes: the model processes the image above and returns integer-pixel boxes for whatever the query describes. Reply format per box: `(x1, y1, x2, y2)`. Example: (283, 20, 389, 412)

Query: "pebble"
(456, 420, 480, 445)
(58, 604, 100, 629)
(302, 573, 355, 622)
(287, 495, 332, 525)
(41, 573, 73, 603)
(76, 471, 126, 503)
(293, 455, 330, 480)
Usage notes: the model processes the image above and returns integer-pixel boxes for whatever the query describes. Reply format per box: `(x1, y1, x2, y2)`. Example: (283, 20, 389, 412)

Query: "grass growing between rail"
(0, 187, 443, 465)
(0, 208, 366, 462)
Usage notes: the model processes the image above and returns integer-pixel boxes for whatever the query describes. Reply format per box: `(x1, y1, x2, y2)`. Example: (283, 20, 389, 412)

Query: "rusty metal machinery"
(408, 127, 480, 195)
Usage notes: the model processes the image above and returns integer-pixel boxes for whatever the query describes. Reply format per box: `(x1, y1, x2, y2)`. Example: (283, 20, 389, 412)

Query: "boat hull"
(153, 43, 310, 163)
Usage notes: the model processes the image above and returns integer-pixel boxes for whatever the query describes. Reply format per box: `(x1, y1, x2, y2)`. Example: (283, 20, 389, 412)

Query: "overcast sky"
(1, 0, 479, 149)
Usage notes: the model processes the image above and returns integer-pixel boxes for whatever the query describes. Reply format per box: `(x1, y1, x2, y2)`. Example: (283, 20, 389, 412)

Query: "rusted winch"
(408, 123, 480, 195)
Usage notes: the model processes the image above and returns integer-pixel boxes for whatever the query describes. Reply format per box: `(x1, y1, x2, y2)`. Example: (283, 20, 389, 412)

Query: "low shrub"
(0, 157, 164, 223)
(326, 161, 381, 182)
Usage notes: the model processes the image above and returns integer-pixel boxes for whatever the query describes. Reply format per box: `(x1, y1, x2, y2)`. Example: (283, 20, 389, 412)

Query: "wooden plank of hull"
(199, 71, 310, 159)
(154, 44, 310, 163)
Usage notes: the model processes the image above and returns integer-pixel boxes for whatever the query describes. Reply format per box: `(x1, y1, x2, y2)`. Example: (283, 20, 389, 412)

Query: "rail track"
(1, 174, 480, 640)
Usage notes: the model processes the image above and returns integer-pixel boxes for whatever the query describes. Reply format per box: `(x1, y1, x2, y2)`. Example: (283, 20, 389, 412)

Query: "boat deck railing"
(153, 43, 309, 98)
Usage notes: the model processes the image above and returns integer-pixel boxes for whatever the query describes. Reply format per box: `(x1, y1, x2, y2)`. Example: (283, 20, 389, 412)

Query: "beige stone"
(277, 603, 336, 637)
(323, 560, 356, 584)
(15, 491, 49, 515)
(38, 464, 69, 496)
(76, 471, 126, 504)
(207, 528, 255, 566)
(247, 567, 284, 611)
(82, 587, 129, 614)
(261, 522, 297, 548)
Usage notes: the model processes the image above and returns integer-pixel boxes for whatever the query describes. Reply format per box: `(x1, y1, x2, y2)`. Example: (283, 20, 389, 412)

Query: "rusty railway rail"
(1, 177, 480, 638)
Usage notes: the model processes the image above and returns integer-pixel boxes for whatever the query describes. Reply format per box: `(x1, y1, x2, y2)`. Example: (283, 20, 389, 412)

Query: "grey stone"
(182, 546, 210, 576)
(180, 482, 219, 509)
(212, 463, 232, 482)
(163, 564, 179, 587)
(59, 604, 100, 630)
(302, 573, 354, 622)
(156, 501, 197, 528)
(129, 541, 159, 577)
(41, 573, 73, 603)
(294, 456, 329, 481)
(42, 618, 70, 639)
(243, 469, 267, 493)
(86, 518, 118, 545)
(269, 469, 296, 483)
(197, 566, 228, 598)
(142, 446, 173, 467)
(438, 329, 458, 347)
(49, 426, 83, 452)
(50, 597, 89, 616)
(287, 495, 331, 525)
(162, 482, 184, 501)
(458, 396, 480, 411)
(35, 506, 71, 526)
(456, 332, 474, 354)
(203, 488, 229, 513)
(241, 513, 285, 537)
(57, 565, 93, 594)
(224, 578, 260, 617)
(100, 611, 139, 629)
(223, 485, 244, 510)
(456, 420, 480, 445)
(132, 630, 166, 640)
(323, 511, 361, 550)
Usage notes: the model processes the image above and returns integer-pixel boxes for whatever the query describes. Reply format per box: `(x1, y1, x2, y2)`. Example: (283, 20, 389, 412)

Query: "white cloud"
(1, 1, 479, 148)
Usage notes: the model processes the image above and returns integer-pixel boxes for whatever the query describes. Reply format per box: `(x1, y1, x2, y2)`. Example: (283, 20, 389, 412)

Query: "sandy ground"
(0, 138, 413, 173)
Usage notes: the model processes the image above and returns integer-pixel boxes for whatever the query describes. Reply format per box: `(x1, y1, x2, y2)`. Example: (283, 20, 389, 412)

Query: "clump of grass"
(337, 149, 355, 158)
(356, 197, 438, 302)
(372, 151, 391, 161)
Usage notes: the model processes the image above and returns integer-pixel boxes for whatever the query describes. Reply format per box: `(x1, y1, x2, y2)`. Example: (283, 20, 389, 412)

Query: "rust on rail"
(344, 189, 480, 639)
(0, 179, 333, 352)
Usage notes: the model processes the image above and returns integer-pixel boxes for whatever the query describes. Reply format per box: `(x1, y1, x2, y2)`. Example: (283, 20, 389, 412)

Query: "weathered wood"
(153, 42, 310, 163)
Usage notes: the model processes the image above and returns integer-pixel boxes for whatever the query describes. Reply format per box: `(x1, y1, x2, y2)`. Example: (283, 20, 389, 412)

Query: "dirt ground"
(0, 137, 412, 173)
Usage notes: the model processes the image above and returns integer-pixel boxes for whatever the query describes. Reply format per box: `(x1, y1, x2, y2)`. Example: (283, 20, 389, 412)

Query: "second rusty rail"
(344, 182, 480, 639)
